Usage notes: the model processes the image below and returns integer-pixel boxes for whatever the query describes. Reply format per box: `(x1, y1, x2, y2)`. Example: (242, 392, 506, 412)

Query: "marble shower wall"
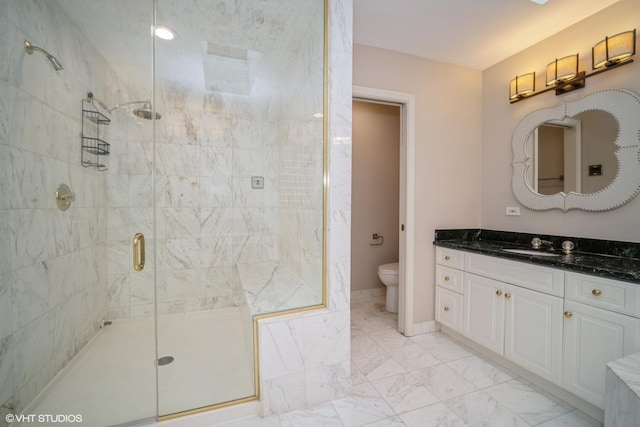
(0, 0, 121, 415)
(105, 0, 326, 318)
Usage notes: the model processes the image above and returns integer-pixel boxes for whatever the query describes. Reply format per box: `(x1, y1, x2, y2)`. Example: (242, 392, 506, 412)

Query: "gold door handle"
(592, 289, 602, 296)
(504, 293, 511, 299)
(564, 311, 573, 318)
(444, 276, 450, 281)
(133, 233, 145, 272)
(496, 290, 503, 296)
(443, 306, 450, 312)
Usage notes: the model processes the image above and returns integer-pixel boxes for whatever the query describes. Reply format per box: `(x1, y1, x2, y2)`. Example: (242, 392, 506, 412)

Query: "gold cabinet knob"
(592, 289, 602, 296)
(444, 276, 450, 281)
(444, 255, 450, 261)
(504, 293, 511, 299)
(443, 306, 450, 312)
(564, 311, 573, 318)
(496, 290, 503, 296)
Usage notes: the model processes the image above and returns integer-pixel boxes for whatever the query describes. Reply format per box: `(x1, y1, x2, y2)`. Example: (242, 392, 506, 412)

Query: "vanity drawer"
(465, 252, 564, 297)
(436, 265, 464, 293)
(435, 286, 463, 332)
(565, 272, 640, 318)
(436, 247, 464, 270)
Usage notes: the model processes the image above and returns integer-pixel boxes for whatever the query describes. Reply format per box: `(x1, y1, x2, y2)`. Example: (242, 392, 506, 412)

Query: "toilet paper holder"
(370, 233, 383, 245)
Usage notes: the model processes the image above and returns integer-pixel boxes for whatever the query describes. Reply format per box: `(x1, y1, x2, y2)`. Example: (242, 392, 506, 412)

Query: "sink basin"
(502, 248, 561, 257)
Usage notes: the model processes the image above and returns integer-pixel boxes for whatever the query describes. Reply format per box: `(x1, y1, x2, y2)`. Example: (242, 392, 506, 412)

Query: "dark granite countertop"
(434, 229, 640, 284)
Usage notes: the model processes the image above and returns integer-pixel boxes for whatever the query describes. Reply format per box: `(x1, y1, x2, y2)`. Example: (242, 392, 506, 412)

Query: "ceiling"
(353, 0, 622, 70)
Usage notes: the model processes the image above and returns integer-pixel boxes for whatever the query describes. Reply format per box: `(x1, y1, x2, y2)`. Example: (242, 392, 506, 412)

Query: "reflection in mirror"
(526, 111, 619, 195)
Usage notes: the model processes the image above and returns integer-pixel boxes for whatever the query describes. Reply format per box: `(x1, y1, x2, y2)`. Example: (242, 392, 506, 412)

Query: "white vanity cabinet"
(435, 248, 464, 332)
(435, 246, 640, 412)
(562, 272, 640, 409)
(461, 253, 564, 385)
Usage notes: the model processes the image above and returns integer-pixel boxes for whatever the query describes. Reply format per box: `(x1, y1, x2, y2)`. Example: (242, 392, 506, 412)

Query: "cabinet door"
(463, 273, 505, 355)
(435, 286, 463, 333)
(504, 284, 563, 385)
(563, 300, 640, 409)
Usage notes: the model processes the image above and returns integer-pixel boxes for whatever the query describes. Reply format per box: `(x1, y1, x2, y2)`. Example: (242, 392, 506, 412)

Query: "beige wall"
(351, 101, 400, 292)
(353, 45, 483, 324)
(481, 0, 640, 241)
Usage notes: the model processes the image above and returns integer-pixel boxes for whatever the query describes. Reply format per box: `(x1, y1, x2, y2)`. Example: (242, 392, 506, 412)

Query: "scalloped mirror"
(512, 89, 640, 211)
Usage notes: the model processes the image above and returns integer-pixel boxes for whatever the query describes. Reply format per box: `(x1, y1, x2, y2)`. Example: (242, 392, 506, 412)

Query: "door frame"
(352, 86, 416, 336)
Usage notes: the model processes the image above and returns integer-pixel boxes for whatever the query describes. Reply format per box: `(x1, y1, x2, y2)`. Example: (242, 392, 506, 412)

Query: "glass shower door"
(153, 0, 326, 417)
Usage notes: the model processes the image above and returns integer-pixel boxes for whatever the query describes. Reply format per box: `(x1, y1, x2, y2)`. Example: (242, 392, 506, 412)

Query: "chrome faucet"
(531, 237, 555, 251)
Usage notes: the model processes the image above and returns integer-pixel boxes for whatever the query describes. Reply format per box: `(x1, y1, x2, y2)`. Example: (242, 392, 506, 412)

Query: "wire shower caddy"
(81, 95, 110, 170)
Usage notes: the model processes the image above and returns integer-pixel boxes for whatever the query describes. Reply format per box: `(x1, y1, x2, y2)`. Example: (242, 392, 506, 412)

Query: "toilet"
(377, 262, 399, 313)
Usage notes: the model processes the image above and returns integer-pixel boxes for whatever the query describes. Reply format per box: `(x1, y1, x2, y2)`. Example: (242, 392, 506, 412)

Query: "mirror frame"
(512, 89, 640, 211)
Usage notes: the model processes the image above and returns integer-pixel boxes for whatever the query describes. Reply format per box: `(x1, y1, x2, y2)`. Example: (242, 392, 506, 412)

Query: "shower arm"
(86, 93, 150, 115)
(24, 40, 64, 71)
(108, 101, 151, 113)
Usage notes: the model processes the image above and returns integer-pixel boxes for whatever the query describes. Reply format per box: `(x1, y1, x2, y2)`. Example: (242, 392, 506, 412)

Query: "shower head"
(133, 103, 162, 120)
(24, 40, 64, 71)
(108, 101, 162, 120)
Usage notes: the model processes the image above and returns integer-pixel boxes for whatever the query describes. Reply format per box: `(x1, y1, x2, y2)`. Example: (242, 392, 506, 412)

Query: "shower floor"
(28, 307, 255, 426)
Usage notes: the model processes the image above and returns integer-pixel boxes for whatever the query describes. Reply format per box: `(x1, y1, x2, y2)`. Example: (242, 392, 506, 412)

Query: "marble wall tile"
(11, 313, 52, 392)
(261, 372, 306, 416)
(259, 317, 305, 380)
(0, 334, 13, 410)
(304, 362, 350, 407)
(11, 263, 49, 331)
(0, 273, 11, 340)
(303, 310, 350, 370)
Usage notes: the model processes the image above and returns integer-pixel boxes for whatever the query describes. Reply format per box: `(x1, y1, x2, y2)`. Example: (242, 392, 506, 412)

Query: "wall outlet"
(251, 176, 264, 189)
(506, 206, 521, 216)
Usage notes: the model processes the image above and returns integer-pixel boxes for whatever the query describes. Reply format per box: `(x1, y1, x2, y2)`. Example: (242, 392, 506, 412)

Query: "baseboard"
(351, 287, 385, 300)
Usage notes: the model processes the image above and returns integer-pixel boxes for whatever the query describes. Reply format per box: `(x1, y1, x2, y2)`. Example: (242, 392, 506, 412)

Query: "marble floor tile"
(370, 372, 439, 414)
(411, 363, 477, 401)
(400, 402, 468, 427)
(352, 341, 407, 382)
(410, 332, 475, 362)
(369, 330, 440, 371)
(331, 383, 396, 427)
(216, 414, 282, 427)
(483, 379, 573, 425)
(362, 416, 406, 427)
(445, 390, 530, 427)
(279, 403, 344, 427)
(537, 409, 603, 427)
(446, 355, 515, 389)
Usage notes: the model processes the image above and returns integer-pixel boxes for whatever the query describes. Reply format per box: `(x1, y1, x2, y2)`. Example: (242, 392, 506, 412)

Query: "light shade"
(592, 29, 636, 69)
(510, 72, 535, 100)
(546, 54, 579, 86)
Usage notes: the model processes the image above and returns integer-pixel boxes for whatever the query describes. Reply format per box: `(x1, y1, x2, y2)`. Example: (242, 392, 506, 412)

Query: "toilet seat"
(378, 262, 399, 275)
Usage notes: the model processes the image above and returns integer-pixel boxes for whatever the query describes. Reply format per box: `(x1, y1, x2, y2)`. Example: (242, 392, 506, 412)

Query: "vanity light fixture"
(510, 28, 636, 103)
(592, 29, 636, 69)
(547, 54, 585, 95)
(509, 72, 536, 101)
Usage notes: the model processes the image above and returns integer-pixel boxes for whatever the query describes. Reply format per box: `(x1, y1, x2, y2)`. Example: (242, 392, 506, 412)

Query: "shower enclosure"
(0, 0, 326, 424)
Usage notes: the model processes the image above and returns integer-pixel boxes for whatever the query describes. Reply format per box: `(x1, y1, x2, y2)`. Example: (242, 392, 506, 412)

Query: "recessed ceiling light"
(530, 0, 549, 4)
(154, 25, 175, 40)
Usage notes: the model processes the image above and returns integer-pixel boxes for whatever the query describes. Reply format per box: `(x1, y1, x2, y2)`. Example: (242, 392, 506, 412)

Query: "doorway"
(352, 86, 416, 336)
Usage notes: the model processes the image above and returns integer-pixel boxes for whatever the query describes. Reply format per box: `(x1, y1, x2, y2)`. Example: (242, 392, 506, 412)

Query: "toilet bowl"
(377, 262, 399, 313)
